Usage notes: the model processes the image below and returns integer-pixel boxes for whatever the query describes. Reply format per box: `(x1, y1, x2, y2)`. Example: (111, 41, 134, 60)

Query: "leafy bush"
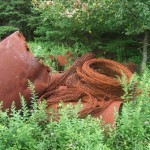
(0, 26, 18, 40)
(28, 41, 92, 71)
(103, 38, 141, 64)
(0, 68, 150, 150)
(32, 0, 145, 65)
(0, 82, 108, 150)
(0, 0, 38, 41)
(106, 70, 150, 150)
(0, 101, 110, 150)
(108, 101, 150, 150)
(33, 0, 116, 46)
(46, 103, 110, 150)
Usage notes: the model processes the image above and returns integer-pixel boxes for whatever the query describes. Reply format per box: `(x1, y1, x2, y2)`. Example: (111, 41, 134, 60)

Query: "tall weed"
(28, 41, 91, 71)
(0, 70, 150, 150)
(0, 83, 108, 150)
(107, 70, 150, 150)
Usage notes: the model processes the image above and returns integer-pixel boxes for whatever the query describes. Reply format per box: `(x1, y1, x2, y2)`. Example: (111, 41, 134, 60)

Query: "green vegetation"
(0, 1, 150, 149)
(0, 0, 38, 40)
(0, 26, 19, 40)
(1, 0, 149, 70)
(32, 0, 149, 70)
(0, 72, 150, 150)
(28, 41, 91, 71)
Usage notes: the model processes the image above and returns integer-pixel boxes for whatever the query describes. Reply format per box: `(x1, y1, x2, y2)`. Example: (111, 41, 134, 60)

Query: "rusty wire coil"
(39, 53, 133, 118)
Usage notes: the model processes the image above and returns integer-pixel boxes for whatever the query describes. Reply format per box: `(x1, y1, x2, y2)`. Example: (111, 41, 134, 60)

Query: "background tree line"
(0, 0, 149, 71)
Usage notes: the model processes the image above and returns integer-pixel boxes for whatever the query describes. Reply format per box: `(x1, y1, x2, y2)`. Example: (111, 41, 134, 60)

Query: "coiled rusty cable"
(39, 53, 133, 118)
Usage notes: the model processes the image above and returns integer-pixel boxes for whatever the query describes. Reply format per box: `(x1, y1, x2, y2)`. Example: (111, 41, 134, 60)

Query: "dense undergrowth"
(28, 41, 92, 71)
(0, 69, 150, 150)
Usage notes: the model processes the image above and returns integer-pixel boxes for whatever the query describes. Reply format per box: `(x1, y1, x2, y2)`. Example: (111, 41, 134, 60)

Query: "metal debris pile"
(39, 53, 132, 119)
(0, 32, 133, 125)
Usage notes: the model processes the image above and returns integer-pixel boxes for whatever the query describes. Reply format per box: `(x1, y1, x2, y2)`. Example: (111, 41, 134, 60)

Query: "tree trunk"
(141, 30, 149, 73)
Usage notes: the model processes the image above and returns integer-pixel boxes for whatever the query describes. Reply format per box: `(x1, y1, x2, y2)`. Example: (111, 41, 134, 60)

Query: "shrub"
(0, 82, 108, 150)
(28, 41, 92, 71)
(0, 26, 18, 40)
(103, 38, 141, 64)
(46, 103, 110, 150)
(0, 67, 150, 150)
(106, 70, 150, 150)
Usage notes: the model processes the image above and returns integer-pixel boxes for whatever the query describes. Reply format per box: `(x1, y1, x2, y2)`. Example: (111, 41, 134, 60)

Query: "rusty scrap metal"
(39, 53, 133, 125)
(0, 31, 50, 110)
(0, 32, 134, 126)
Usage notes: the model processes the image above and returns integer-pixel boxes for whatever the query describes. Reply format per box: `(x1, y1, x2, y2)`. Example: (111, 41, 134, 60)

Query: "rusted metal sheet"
(0, 31, 50, 110)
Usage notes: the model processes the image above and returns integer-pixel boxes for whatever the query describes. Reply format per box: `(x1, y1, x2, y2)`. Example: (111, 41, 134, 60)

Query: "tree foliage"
(0, 0, 38, 40)
(111, 0, 150, 71)
(34, 0, 149, 69)
(34, 0, 119, 44)
(0, 0, 149, 68)
(112, 0, 150, 35)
